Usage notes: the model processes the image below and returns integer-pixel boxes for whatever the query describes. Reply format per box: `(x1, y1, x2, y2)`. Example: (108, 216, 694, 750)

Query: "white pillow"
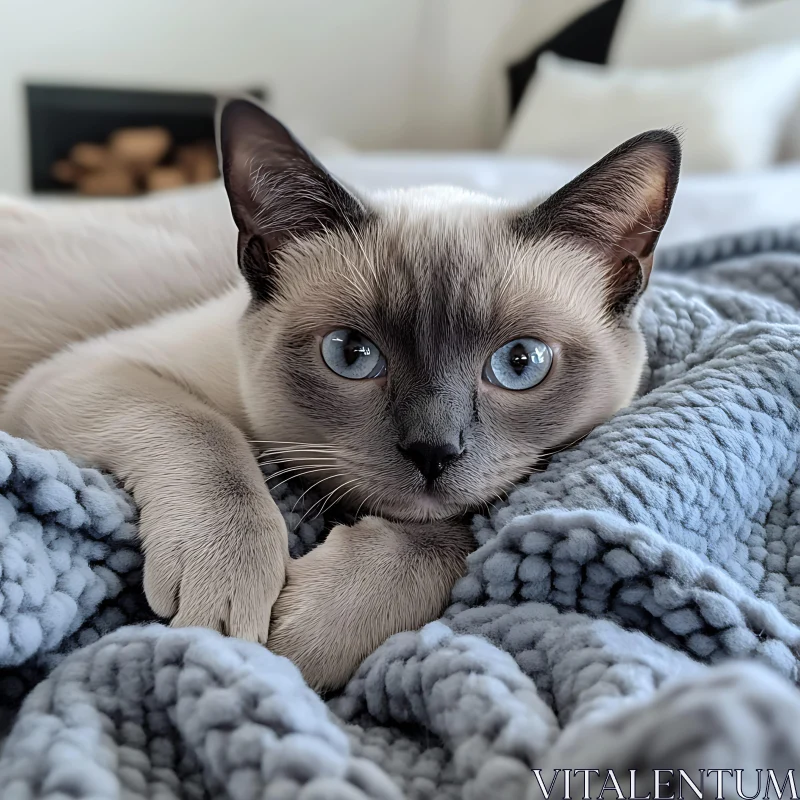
(478, 0, 612, 148)
(609, 0, 800, 68)
(608, 0, 800, 160)
(501, 47, 800, 173)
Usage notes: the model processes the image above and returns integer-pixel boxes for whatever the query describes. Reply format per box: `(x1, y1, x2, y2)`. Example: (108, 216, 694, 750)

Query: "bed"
(3, 148, 800, 797)
(325, 152, 800, 245)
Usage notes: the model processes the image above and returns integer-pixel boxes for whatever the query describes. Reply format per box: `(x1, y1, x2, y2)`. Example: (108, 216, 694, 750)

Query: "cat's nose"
(399, 440, 463, 483)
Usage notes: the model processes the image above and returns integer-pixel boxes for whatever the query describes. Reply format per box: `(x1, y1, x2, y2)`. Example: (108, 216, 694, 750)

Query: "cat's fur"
(0, 100, 680, 690)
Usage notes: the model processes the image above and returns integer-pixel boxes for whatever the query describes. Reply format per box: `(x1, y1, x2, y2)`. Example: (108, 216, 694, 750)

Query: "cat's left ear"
(216, 97, 367, 301)
(514, 130, 681, 313)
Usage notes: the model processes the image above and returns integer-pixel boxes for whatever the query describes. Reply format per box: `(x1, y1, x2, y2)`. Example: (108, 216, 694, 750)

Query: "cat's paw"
(268, 517, 398, 691)
(268, 515, 469, 691)
(142, 513, 287, 644)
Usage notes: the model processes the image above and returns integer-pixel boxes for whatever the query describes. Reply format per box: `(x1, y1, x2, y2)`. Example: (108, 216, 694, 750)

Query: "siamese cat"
(0, 99, 680, 690)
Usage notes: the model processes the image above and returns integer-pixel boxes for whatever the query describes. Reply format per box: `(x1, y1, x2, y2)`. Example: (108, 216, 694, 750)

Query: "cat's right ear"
(216, 97, 367, 301)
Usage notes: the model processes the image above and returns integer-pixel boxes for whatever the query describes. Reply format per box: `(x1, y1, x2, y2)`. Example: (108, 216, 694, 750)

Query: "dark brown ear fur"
(216, 97, 367, 301)
(513, 130, 682, 314)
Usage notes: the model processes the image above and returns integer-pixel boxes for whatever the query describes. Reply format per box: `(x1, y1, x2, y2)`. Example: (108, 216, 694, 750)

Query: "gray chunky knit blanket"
(3, 227, 800, 799)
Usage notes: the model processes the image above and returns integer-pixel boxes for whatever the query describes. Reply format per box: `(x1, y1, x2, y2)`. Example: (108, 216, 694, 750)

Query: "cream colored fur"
(0, 188, 474, 689)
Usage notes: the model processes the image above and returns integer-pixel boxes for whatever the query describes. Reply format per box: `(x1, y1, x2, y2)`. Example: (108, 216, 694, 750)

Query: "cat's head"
(218, 99, 680, 522)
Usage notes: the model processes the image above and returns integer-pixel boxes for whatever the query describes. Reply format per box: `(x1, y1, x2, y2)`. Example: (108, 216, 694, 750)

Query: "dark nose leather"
(399, 441, 462, 482)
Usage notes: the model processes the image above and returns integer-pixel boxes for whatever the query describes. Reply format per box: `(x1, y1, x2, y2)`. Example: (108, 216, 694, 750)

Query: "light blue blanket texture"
(3, 227, 800, 798)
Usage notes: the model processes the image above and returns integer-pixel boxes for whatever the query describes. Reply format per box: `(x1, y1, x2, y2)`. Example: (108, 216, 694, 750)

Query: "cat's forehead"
(368, 186, 606, 303)
(276, 186, 612, 352)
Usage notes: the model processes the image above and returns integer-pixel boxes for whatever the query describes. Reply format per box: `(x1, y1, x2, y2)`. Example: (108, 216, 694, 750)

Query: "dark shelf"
(26, 83, 266, 193)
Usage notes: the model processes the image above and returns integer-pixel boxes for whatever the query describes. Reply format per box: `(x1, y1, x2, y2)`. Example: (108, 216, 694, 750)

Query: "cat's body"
(0, 101, 680, 690)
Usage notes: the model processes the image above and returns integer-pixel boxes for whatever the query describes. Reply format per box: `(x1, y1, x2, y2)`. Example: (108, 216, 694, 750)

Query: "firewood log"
(145, 166, 186, 192)
(176, 143, 219, 183)
(175, 143, 203, 168)
(76, 168, 137, 196)
(69, 143, 111, 171)
(51, 159, 81, 185)
(109, 127, 171, 170)
(191, 153, 219, 183)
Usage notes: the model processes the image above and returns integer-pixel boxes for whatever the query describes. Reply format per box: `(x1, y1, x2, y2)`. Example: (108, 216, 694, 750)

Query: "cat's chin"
(371, 493, 465, 524)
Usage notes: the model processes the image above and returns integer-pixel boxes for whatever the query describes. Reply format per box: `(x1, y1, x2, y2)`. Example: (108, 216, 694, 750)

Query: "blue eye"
(483, 337, 552, 390)
(321, 329, 386, 380)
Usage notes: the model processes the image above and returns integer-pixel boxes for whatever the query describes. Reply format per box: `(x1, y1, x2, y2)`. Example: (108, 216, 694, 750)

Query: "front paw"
(268, 516, 469, 691)
(267, 561, 361, 692)
(142, 516, 287, 644)
(268, 519, 396, 691)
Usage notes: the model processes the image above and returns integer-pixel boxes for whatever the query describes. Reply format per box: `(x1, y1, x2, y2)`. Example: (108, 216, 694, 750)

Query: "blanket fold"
(3, 225, 800, 799)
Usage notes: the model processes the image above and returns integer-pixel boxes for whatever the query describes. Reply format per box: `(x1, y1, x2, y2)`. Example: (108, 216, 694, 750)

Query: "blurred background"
(1, 0, 799, 243)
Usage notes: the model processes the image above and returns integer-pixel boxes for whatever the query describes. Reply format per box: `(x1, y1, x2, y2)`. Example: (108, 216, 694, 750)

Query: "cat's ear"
(514, 129, 681, 313)
(217, 97, 367, 301)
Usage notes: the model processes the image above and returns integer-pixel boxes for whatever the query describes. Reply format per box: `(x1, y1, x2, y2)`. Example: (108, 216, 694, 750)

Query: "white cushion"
(478, 0, 611, 148)
(608, 0, 800, 160)
(501, 47, 800, 173)
(609, 0, 800, 69)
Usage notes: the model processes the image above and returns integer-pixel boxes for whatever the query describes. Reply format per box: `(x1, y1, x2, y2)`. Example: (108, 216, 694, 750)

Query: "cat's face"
(219, 100, 680, 522)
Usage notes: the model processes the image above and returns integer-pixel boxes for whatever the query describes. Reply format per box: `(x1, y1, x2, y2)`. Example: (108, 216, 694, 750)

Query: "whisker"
(334, 482, 362, 512)
(368, 490, 388, 518)
(256, 446, 337, 455)
(248, 440, 337, 447)
(291, 471, 346, 513)
(295, 476, 350, 527)
(268, 465, 338, 488)
(257, 451, 341, 463)
(257, 455, 338, 465)
(319, 478, 360, 517)
(539, 433, 588, 458)
(261, 464, 313, 481)
(355, 487, 382, 520)
(256, 446, 344, 458)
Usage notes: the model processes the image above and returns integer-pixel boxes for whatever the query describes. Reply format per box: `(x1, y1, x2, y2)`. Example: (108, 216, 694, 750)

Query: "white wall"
(404, 0, 521, 150)
(404, 0, 598, 150)
(0, 0, 592, 194)
(0, 0, 426, 193)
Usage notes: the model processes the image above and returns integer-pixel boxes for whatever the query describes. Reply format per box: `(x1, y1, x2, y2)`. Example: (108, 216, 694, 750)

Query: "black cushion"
(507, 0, 626, 117)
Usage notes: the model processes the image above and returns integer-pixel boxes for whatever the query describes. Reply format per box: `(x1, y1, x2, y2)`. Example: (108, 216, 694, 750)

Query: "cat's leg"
(1, 351, 287, 642)
(268, 516, 473, 691)
(0, 194, 237, 396)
